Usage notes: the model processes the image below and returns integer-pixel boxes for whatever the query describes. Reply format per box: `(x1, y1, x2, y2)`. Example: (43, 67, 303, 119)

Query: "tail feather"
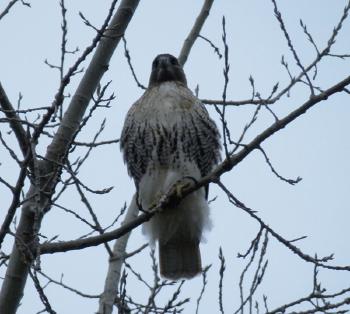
(159, 241, 201, 280)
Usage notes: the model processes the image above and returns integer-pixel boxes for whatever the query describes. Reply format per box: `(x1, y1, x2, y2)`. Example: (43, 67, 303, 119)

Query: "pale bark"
(0, 1, 140, 313)
(178, 0, 214, 67)
(0, 82, 28, 159)
(0, 83, 31, 247)
(97, 195, 138, 314)
(97, 2, 216, 311)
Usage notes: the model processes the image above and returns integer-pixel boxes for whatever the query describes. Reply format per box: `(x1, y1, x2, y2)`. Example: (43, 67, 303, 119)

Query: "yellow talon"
(175, 181, 191, 198)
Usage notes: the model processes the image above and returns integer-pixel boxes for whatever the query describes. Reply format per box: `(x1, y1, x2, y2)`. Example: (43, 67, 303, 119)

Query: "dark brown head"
(148, 54, 187, 87)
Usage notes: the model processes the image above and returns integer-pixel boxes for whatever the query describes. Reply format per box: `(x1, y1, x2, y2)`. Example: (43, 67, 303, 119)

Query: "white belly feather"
(136, 82, 212, 245)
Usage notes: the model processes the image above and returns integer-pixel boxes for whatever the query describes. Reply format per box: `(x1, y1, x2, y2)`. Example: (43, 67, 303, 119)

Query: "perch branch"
(40, 74, 350, 256)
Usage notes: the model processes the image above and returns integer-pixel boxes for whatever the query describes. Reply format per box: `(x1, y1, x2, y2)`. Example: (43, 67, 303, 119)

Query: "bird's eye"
(152, 59, 159, 68)
(170, 57, 178, 65)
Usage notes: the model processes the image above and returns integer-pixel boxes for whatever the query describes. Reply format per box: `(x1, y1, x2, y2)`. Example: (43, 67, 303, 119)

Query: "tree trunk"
(0, 1, 140, 313)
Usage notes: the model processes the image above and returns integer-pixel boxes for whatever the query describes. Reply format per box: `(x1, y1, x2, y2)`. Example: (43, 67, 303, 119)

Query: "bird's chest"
(140, 102, 191, 164)
(129, 84, 199, 172)
(139, 92, 192, 127)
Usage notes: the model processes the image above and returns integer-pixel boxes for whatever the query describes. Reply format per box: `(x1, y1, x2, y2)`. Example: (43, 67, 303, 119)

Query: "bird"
(120, 53, 221, 279)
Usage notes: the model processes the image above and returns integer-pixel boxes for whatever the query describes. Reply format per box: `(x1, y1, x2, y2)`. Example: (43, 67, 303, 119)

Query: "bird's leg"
(149, 186, 172, 212)
(168, 176, 198, 202)
(136, 189, 148, 213)
(153, 177, 198, 211)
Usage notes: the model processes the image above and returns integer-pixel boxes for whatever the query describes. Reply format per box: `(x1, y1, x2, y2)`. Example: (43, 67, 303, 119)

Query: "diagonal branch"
(97, 196, 138, 314)
(39, 74, 350, 263)
(218, 180, 350, 272)
(271, 0, 315, 95)
(0, 84, 33, 248)
(0, 0, 30, 21)
(184, 75, 350, 198)
(201, 1, 350, 108)
(178, 0, 214, 67)
(0, 82, 30, 159)
(0, 165, 27, 247)
(0, 1, 140, 313)
(40, 199, 145, 254)
(98, 1, 216, 312)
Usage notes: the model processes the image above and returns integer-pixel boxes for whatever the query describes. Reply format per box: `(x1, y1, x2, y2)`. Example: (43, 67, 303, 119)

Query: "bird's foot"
(168, 176, 197, 202)
(149, 191, 165, 212)
(152, 177, 198, 212)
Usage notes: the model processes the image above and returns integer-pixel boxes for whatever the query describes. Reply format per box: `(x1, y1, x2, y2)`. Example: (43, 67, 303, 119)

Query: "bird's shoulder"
(137, 82, 197, 112)
(122, 82, 212, 133)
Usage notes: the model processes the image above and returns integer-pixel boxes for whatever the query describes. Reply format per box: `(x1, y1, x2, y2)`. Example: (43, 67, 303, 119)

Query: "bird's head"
(148, 54, 187, 87)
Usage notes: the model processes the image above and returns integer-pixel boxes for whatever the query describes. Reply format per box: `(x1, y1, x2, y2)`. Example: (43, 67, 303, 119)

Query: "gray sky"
(1, 1, 350, 313)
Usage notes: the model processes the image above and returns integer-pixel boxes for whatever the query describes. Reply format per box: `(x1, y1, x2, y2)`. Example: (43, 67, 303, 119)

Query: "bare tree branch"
(201, 98, 274, 106)
(97, 195, 138, 314)
(1, 2, 349, 312)
(201, 1, 350, 108)
(217, 181, 350, 271)
(258, 146, 302, 185)
(0, 0, 30, 21)
(195, 265, 211, 314)
(38, 270, 100, 299)
(97, 1, 217, 312)
(39, 74, 350, 259)
(40, 201, 147, 254)
(122, 36, 146, 89)
(73, 138, 119, 147)
(267, 286, 350, 314)
(198, 34, 222, 59)
(218, 247, 226, 314)
(0, 1, 140, 312)
(0, 165, 27, 247)
(0, 82, 30, 160)
(178, 0, 214, 66)
(271, 0, 315, 95)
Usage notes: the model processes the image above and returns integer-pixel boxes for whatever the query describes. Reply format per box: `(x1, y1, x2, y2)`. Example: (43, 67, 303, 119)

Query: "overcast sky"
(1, 1, 350, 313)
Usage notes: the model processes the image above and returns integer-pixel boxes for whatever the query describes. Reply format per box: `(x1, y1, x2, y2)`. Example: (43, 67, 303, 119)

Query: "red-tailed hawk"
(120, 54, 221, 279)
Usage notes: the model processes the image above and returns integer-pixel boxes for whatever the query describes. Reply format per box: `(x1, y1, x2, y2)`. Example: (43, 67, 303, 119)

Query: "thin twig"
(0, 0, 30, 21)
(258, 146, 302, 185)
(195, 265, 211, 314)
(29, 268, 56, 314)
(217, 181, 350, 271)
(198, 35, 222, 59)
(0, 82, 30, 160)
(122, 36, 146, 89)
(271, 0, 315, 95)
(218, 247, 225, 314)
(38, 271, 100, 298)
